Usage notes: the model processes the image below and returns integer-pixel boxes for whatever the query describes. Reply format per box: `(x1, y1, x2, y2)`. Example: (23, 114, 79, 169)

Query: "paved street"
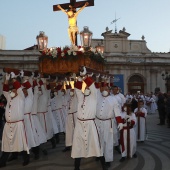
(1, 113, 170, 170)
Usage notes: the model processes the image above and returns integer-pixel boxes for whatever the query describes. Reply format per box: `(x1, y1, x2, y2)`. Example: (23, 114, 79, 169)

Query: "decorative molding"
(127, 58, 145, 63)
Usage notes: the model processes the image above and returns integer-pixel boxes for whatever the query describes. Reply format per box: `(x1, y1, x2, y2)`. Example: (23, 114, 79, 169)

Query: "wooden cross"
(53, 0, 94, 46)
(53, 0, 94, 12)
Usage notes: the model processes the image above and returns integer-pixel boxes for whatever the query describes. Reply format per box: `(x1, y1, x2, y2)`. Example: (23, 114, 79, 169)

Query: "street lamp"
(36, 31, 48, 51)
(80, 26, 93, 51)
(161, 71, 170, 93)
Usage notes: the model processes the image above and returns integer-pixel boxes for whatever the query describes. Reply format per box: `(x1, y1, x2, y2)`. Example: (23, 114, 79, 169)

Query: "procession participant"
(119, 103, 137, 162)
(134, 100, 147, 142)
(145, 94, 151, 114)
(125, 92, 133, 103)
(63, 82, 78, 152)
(61, 87, 68, 128)
(111, 86, 123, 153)
(30, 78, 47, 156)
(0, 73, 29, 168)
(46, 80, 59, 145)
(117, 87, 126, 107)
(96, 81, 123, 168)
(37, 78, 55, 148)
(22, 73, 40, 160)
(51, 81, 65, 144)
(71, 66, 107, 170)
(52, 82, 65, 133)
(148, 94, 157, 114)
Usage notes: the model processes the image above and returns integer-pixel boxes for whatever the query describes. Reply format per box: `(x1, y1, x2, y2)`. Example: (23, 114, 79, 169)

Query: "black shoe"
(0, 162, 6, 168)
(42, 149, 48, 155)
(8, 154, 18, 162)
(133, 153, 137, 158)
(119, 157, 126, 162)
(62, 147, 71, 152)
(105, 162, 111, 167)
(34, 154, 39, 160)
(102, 165, 108, 170)
(55, 134, 60, 144)
(115, 146, 121, 154)
(95, 157, 100, 161)
(22, 158, 30, 166)
(51, 138, 56, 149)
(56, 138, 60, 144)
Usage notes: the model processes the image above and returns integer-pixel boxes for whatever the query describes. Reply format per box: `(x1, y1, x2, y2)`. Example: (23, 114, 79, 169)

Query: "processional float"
(3, 0, 113, 86)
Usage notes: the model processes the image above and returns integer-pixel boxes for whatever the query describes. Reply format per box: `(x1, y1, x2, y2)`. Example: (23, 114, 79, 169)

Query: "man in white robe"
(37, 78, 55, 148)
(71, 67, 107, 170)
(63, 85, 78, 152)
(134, 100, 147, 142)
(96, 83, 123, 168)
(0, 73, 29, 168)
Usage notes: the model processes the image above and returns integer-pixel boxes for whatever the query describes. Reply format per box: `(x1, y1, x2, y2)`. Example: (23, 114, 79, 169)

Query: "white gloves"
(117, 123, 124, 131)
(127, 118, 131, 123)
(65, 77, 69, 85)
(106, 76, 110, 83)
(125, 115, 130, 120)
(5, 73, 10, 81)
(10, 72, 16, 79)
(31, 72, 35, 78)
(96, 73, 100, 82)
(88, 72, 93, 77)
(37, 74, 41, 79)
(41, 78, 46, 84)
(23, 76, 29, 83)
(20, 70, 24, 77)
(101, 75, 105, 82)
(77, 76, 82, 82)
(80, 66, 87, 76)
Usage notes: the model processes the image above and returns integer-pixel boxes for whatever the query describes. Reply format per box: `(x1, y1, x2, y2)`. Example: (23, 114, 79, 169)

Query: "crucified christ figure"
(57, 2, 89, 45)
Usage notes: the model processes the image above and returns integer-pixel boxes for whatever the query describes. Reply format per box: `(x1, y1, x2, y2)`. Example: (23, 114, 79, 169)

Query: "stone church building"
(0, 28, 170, 94)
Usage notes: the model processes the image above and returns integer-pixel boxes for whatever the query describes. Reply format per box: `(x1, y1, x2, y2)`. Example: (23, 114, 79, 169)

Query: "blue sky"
(0, 0, 170, 52)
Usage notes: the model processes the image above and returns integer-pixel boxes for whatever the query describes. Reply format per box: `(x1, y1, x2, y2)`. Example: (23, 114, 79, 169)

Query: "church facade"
(0, 28, 170, 94)
(91, 27, 170, 94)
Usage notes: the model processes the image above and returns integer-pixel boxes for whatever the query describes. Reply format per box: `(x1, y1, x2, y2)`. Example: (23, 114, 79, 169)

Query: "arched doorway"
(128, 75, 144, 94)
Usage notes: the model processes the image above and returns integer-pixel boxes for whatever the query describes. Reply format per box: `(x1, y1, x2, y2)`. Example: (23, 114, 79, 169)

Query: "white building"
(0, 35, 6, 50)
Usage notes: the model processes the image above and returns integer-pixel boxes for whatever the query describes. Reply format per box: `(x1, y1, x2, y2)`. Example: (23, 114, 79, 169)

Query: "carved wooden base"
(39, 54, 104, 74)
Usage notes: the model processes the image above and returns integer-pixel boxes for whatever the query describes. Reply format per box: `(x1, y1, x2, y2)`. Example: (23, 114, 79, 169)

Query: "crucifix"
(53, 0, 94, 46)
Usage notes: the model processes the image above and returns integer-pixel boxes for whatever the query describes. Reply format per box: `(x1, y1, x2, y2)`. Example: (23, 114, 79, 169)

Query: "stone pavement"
(1, 113, 170, 170)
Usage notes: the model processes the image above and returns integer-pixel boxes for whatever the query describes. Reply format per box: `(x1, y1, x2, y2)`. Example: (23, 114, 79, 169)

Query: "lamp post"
(80, 26, 93, 51)
(36, 31, 48, 51)
(162, 71, 170, 93)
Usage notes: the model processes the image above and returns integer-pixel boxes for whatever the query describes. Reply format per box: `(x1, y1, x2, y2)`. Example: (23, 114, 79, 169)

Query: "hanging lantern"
(96, 45, 104, 54)
(36, 31, 48, 51)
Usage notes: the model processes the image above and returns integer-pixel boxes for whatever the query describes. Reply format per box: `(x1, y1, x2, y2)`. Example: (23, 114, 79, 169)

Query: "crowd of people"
(0, 66, 168, 170)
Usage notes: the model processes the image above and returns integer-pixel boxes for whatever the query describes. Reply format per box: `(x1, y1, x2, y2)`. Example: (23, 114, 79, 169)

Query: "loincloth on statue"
(68, 26, 79, 33)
